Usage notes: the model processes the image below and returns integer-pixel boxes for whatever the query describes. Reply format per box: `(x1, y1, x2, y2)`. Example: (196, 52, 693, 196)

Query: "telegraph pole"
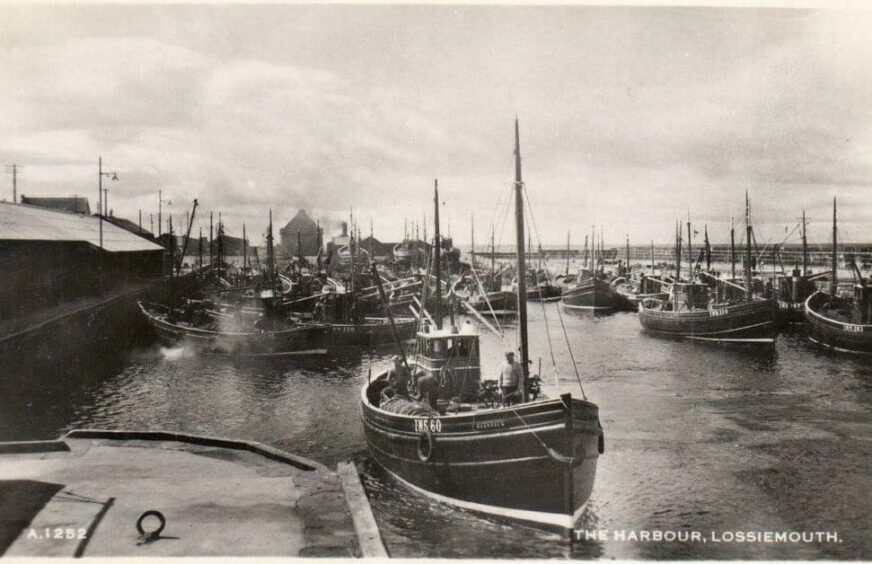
(5, 164, 22, 203)
(98, 157, 118, 249)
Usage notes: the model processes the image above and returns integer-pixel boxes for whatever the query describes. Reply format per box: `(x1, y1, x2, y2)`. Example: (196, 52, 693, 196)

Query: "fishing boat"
(561, 228, 634, 313)
(805, 198, 872, 352)
(139, 299, 328, 356)
(361, 121, 602, 534)
(774, 211, 828, 324)
(638, 195, 778, 344)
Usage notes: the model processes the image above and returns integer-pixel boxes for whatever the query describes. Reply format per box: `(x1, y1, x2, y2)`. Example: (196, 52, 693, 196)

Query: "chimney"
(341, 221, 348, 236)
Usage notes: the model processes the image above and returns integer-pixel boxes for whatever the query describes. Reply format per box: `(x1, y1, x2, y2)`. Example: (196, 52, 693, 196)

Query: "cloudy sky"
(2, 4, 872, 249)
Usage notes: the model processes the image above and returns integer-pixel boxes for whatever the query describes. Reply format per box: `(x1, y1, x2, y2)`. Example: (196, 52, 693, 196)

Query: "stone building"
(280, 210, 320, 257)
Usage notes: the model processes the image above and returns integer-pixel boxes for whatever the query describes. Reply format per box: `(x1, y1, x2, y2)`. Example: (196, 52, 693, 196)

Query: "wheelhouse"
(414, 325, 481, 402)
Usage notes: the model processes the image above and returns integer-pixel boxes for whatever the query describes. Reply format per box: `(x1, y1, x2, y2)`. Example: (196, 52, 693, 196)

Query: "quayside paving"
(0, 430, 378, 557)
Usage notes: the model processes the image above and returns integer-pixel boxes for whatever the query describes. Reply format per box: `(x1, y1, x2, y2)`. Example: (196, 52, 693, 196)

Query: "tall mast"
(591, 225, 595, 272)
(704, 224, 711, 271)
(434, 179, 443, 329)
(802, 209, 808, 276)
(209, 211, 214, 270)
(243, 223, 248, 270)
(650, 240, 655, 275)
(625, 233, 630, 276)
(686, 216, 692, 279)
(730, 216, 736, 279)
(513, 119, 529, 401)
(267, 209, 275, 286)
(470, 214, 475, 267)
(745, 191, 753, 300)
(565, 230, 571, 276)
(583, 234, 589, 271)
(676, 221, 682, 281)
(198, 227, 203, 272)
(831, 197, 838, 296)
(490, 224, 495, 275)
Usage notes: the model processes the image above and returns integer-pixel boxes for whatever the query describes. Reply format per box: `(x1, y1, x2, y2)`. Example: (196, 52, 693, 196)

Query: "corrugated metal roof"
(0, 202, 164, 252)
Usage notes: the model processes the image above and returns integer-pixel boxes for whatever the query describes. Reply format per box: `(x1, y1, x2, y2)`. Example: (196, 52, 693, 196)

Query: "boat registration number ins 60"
(415, 418, 442, 433)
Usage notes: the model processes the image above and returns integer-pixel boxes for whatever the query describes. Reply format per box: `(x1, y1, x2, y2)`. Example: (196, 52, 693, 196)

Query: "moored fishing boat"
(139, 300, 329, 356)
(804, 198, 872, 352)
(638, 194, 778, 344)
(361, 121, 602, 534)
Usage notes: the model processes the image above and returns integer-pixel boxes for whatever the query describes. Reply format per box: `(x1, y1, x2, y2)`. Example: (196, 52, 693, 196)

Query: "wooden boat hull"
(805, 291, 872, 353)
(777, 299, 806, 325)
(300, 317, 418, 347)
(525, 284, 562, 302)
(138, 302, 329, 356)
(638, 299, 778, 343)
(561, 278, 633, 312)
(361, 377, 602, 532)
(467, 290, 518, 316)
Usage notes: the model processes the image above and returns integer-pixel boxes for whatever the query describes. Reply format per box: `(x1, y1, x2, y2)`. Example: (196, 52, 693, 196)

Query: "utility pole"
(98, 157, 118, 249)
(5, 164, 22, 203)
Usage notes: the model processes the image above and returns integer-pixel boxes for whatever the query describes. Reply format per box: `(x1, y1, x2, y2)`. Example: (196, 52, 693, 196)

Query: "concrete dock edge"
(337, 461, 388, 558)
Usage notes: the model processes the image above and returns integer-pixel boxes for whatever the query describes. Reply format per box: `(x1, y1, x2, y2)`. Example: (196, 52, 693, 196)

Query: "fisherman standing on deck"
(387, 355, 410, 396)
(500, 351, 523, 405)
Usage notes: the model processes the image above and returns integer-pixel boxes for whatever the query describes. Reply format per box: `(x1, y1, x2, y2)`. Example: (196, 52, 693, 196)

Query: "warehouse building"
(0, 202, 163, 317)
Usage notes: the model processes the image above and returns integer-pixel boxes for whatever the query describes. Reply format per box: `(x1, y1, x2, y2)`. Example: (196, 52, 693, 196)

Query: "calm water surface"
(4, 304, 872, 559)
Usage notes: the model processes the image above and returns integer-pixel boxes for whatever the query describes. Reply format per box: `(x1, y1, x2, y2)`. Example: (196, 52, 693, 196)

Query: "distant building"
(20, 195, 91, 215)
(359, 236, 390, 258)
(280, 210, 321, 257)
(0, 202, 163, 316)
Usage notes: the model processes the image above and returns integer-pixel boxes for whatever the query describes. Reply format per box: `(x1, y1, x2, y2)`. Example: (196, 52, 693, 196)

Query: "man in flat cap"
(499, 350, 523, 405)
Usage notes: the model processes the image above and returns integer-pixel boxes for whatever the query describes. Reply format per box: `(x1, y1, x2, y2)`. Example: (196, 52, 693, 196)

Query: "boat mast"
(745, 191, 752, 300)
(831, 197, 838, 296)
(802, 209, 808, 276)
(434, 179, 443, 329)
(591, 225, 596, 273)
(676, 221, 682, 281)
(243, 223, 248, 271)
(686, 216, 692, 279)
(513, 119, 530, 401)
(267, 209, 275, 287)
(470, 214, 475, 268)
(625, 233, 630, 277)
(730, 216, 736, 280)
(650, 240, 655, 276)
(490, 224, 495, 277)
(704, 224, 711, 271)
(198, 227, 203, 272)
(565, 230, 571, 276)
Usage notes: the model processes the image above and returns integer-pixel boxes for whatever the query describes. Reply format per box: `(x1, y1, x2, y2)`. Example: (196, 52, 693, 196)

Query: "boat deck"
(0, 431, 361, 557)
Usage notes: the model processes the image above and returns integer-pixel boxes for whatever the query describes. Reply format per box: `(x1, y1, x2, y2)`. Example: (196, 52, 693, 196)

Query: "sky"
(2, 4, 872, 249)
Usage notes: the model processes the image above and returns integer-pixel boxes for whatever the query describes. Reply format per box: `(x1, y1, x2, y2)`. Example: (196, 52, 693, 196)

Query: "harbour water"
(3, 303, 871, 558)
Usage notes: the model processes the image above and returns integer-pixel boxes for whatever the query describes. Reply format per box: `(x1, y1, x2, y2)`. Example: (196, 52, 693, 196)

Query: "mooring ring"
(136, 510, 166, 538)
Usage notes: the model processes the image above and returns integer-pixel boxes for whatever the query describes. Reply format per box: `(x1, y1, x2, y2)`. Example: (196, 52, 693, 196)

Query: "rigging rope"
(521, 184, 588, 400)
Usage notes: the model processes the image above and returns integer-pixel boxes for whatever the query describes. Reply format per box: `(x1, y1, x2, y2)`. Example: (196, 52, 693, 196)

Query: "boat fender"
(417, 428, 434, 462)
(136, 510, 166, 541)
(598, 423, 605, 454)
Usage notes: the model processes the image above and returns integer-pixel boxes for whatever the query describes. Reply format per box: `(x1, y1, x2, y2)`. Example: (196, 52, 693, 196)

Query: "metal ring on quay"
(136, 510, 166, 538)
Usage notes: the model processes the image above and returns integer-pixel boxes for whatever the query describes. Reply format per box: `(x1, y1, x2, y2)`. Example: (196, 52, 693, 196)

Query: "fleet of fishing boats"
(136, 120, 871, 537)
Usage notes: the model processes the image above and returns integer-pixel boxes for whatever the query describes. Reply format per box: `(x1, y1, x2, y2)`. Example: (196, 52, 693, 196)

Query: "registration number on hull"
(415, 418, 442, 433)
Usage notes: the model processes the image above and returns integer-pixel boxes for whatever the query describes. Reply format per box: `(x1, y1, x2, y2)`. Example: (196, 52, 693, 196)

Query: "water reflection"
(3, 303, 872, 558)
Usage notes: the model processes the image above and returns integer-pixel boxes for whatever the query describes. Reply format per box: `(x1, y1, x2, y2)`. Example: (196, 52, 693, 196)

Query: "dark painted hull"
(561, 278, 633, 312)
(525, 284, 562, 302)
(638, 298, 778, 343)
(300, 317, 417, 347)
(777, 299, 806, 325)
(805, 291, 872, 353)
(361, 376, 602, 532)
(139, 303, 328, 355)
(467, 290, 518, 315)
